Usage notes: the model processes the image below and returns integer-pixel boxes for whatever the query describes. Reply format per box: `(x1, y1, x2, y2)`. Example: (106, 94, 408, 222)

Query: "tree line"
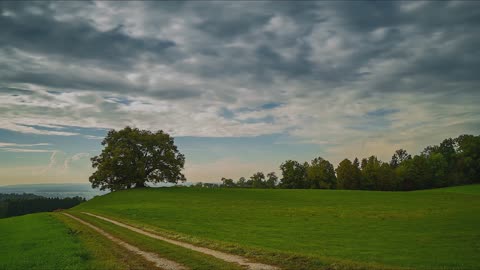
(0, 193, 86, 218)
(211, 134, 480, 191)
(87, 127, 478, 192)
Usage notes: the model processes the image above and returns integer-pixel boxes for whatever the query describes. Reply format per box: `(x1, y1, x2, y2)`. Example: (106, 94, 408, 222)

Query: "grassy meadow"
(1, 186, 478, 270)
(0, 212, 161, 270)
(70, 185, 480, 270)
(0, 213, 94, 270)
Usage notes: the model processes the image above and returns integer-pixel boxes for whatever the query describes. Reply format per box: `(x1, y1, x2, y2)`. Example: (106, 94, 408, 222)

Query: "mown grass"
(0, 213, 93, 270)
(0, 212, 156, 270)
(74, 185, 480, 270)
(72, 212, 245, 270)
(416, 184, 480, 195)
(55, 213, 157, 270)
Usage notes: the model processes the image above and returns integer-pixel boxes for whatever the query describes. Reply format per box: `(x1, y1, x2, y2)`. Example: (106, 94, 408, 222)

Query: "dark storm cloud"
(0, 2, 176, 67)
(1, 1, 480, 137)
(2, 0, 478, 97)
(325, 1, 480, 93)
(1, 87, 34, 95)
(253, 44, 314, 79)
(195, 11, 272, 39)
(149, 88, 203, 100)
(1, 70, 137, 93)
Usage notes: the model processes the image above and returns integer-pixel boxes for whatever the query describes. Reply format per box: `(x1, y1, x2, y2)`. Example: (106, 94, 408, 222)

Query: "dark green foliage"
(0, 194, 85, 218)
(306, 157, 336, 189)
(336, 159, 361, 189)
(389, 149, 411, 168)
(342, 134, 480, 191)
(279, 160, 308, 188)
(250, 172, 266, 188)
(377, 163, 398, 190)
(455, 134, 480, 183)
(265, 172, 278, 188)
(89, 126, 185, 191)
(427, 152, 448, 185)
(215, 134, 479, 191)
(0, 201, 6, 218)
(397, 155, 431, 190)
(221, 177, 236, 188)
(360, 156, 382, 190)
(0, 193, 43, 200)
(237, 177, 247, 187)
(219, 172, 278, 188)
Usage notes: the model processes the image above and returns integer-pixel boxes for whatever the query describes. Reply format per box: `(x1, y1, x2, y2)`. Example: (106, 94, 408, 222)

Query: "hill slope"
(72, 185, 480, 270)
(0, 212, 164, 270)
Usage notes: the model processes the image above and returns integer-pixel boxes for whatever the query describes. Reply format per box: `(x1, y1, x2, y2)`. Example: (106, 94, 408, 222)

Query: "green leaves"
(89, 126, 185, 191)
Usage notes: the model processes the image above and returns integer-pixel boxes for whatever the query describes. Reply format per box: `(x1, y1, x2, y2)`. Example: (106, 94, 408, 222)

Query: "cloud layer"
(1, 1, 479, 181)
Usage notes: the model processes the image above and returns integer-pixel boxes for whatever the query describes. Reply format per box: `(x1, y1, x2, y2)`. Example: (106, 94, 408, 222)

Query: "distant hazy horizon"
(0, 183, 108, 199)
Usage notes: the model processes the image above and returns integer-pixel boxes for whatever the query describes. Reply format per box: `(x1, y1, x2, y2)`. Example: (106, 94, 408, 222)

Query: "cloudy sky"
(1, 1, 479, 185)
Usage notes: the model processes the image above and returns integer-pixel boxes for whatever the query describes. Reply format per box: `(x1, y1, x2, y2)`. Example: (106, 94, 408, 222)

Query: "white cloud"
(0, 142, 50, 147)
(1, 1, 479, 177)
(63, 152, 90, 170)
(0, 148, 54, 153)
(40, 151, 59, 175)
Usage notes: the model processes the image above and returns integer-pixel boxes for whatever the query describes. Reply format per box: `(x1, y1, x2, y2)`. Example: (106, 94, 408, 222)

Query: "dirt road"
(82, 212, 279, 270)
(63, 213, 188, 270)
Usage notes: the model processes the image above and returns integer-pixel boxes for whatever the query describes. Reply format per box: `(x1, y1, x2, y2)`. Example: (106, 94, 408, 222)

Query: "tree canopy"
(336, 158, 361, 189)
(0, 194, 85, 218)
(89, 126, 185, 191)
(215, 134, 479, 191)
(279, 160, 307, 188)
(306, 157, 336, 189)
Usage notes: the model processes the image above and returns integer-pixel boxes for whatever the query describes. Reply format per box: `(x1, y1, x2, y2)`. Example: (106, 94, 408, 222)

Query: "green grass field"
(0, 213, 94, 270)
(73, 212, 244, 270)
(0, 212, 161, 270)
(72, 185, 480, 270)
(2, 186, 479, 270)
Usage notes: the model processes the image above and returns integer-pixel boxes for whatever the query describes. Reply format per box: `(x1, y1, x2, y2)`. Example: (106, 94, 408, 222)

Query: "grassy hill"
(70, 185, 480, 270)
(0, 212, 173, 270)
(1, 186, 478, 270)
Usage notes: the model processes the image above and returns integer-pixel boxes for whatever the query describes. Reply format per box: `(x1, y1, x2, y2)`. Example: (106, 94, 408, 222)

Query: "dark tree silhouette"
(89, 126, 185, 191)
(0, 194, 85, 218)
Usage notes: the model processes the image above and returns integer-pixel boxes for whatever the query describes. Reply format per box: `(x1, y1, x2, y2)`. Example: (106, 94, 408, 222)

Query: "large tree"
(360, 156, 382, 190)
(336, 158, 361, 190)
(250, 172, 266, 188)
(455, 134, 480, 183)
(396, 155, 432, 190)
(89, 126, 185, 191)
(306, 157, 336, 189)
(390, 149, 412, 168)
(279, 160, 307, 188)
(265, 172, 278, 188)
(221, 177, 236, 188)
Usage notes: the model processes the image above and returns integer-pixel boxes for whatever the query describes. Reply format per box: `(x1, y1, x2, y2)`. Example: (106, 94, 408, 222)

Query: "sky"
(1, 1, 479, 185)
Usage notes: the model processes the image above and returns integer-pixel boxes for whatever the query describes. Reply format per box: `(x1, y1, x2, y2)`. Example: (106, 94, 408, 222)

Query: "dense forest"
(209, 134, 480, 191)
(0, 193, 86, 218)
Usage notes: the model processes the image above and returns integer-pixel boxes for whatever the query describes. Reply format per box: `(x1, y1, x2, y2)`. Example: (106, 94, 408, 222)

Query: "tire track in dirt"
(63, 213, 188, 270)
(82, 212, 279, 270)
